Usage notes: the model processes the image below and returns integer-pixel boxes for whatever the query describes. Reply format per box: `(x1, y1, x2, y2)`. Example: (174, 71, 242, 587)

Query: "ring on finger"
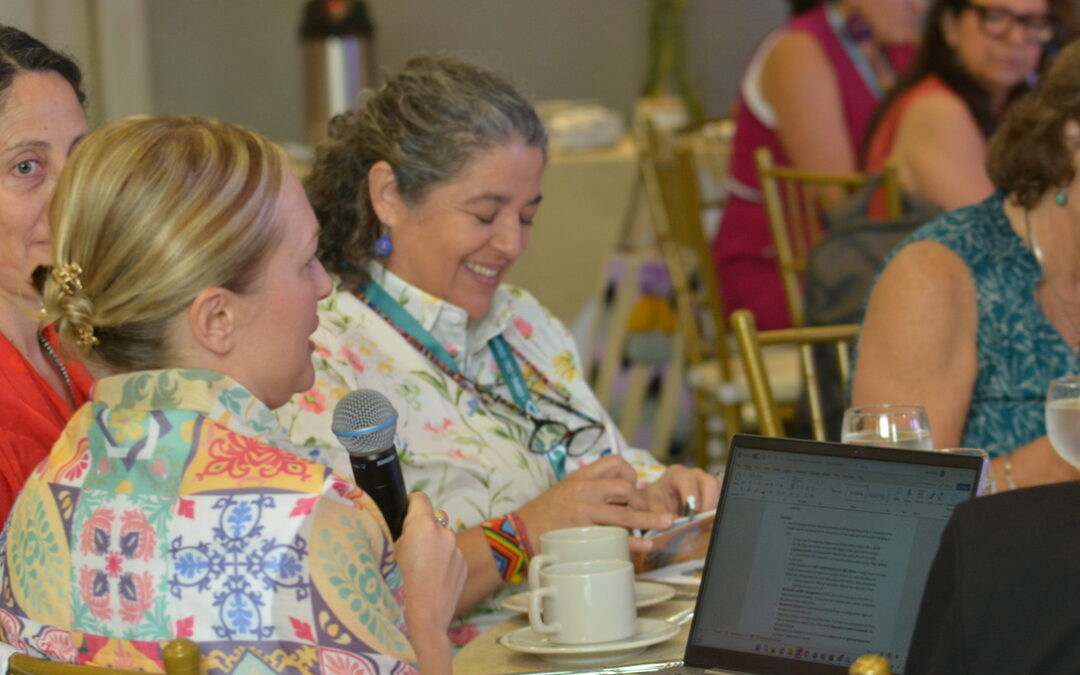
(433, 509, 450, 528)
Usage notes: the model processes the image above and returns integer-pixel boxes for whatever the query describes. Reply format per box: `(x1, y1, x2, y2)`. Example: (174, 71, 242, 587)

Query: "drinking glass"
(840, 404, 933, 449)
(1046, 375, 1080, 470)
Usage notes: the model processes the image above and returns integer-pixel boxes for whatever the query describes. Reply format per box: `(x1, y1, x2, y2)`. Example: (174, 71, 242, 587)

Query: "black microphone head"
(332, 389, 398, 455)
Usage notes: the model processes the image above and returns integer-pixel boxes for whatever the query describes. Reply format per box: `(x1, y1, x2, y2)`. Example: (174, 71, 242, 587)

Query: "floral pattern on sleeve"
(278, 269, 665, 638)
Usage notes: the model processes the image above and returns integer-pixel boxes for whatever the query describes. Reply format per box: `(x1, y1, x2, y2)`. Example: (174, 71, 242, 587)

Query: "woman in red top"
(862, 0, 1051, 212)
(0, 25, 92, 519)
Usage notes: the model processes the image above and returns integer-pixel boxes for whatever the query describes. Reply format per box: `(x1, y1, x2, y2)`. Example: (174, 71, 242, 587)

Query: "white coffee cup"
(527, 525, 630, 589)
(528, 559, 637, 644)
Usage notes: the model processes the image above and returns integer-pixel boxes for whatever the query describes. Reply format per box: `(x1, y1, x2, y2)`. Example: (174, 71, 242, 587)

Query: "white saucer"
(499, 617, 680, 665)
(501, 581, 675, 614)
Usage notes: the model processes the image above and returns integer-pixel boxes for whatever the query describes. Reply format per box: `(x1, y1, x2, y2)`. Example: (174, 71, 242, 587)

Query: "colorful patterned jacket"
(0, 368, 417, 674)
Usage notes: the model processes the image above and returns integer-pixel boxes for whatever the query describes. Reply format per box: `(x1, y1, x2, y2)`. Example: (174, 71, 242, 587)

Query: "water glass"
(1046, 375, 1080, 470)
(841, 404, 933, 450)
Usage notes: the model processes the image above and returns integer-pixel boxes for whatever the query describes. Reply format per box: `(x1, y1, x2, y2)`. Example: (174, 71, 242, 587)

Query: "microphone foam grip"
(332, 389, 398, 455)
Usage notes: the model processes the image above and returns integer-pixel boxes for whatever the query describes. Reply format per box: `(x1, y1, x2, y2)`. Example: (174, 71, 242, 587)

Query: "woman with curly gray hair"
(280, 54, 720, 641)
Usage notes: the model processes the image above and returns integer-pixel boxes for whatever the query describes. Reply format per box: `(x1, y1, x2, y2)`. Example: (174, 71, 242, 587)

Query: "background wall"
(4, 0, 786, 143)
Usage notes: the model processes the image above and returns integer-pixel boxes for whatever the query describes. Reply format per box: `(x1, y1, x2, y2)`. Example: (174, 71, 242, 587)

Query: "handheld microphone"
(332, 389, 408, 539)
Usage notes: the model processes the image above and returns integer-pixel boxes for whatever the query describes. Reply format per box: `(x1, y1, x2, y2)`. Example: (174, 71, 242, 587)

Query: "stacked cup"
(526, 526, 637, 644)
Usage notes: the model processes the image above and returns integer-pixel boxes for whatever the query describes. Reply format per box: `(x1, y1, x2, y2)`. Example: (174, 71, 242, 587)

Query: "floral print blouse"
(0, 368, 417, 674)
(279, 265, 664, 641)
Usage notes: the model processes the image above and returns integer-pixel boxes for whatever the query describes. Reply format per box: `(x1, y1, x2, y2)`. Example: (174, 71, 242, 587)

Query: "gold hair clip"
(74, 323, 98, 348)
(51, 262, 84, 297)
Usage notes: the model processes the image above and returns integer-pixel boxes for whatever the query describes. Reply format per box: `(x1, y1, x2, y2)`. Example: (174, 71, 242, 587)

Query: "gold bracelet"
(1002, 456, 1017, 491)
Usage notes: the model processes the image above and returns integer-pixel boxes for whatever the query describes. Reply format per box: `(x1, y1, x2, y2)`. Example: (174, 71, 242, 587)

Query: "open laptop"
(646, 433, 986, 675)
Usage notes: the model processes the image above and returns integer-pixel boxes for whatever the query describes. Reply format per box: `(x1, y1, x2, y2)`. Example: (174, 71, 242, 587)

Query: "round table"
(453, 594, 695, 674)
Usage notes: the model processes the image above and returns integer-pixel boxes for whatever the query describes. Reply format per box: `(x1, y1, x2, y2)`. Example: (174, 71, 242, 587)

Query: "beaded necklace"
(37, 330, 75, 406)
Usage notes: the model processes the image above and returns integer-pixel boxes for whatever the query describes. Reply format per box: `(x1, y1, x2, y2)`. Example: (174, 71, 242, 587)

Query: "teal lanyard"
(362, 280, 462, 375)
(489, 335, 567, 480)
(362, 281, 568, 479)
(825, 2, 884, 99)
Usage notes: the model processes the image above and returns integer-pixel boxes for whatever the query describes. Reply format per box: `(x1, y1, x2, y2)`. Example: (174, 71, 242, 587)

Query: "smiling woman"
(0, 24, 91, 522)
(278, 54, 721, 644)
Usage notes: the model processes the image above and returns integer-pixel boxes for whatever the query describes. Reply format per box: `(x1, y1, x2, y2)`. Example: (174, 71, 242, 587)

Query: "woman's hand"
(991, 436, 1080, 490)
(515, 455, 675, 548)
(395, 492, 466, 675)
(640, 465, 721, 516)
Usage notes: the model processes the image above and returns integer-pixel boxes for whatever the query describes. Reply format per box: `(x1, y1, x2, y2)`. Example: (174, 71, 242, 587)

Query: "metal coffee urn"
(300, 0, 375, 145)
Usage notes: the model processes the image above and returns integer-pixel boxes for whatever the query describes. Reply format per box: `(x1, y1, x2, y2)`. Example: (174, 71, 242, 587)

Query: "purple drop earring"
(374, 233, 393, 257)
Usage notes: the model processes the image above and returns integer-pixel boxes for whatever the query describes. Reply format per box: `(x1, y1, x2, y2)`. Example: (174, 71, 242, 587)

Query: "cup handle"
(527, 554, 555, 590)
(528, 586, 558, 635)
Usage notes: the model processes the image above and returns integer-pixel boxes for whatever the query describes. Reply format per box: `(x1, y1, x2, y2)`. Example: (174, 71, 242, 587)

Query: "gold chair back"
(754, 147, 901, 326)
(637, 119, 740, 465)
(731, 308, 858, 441)
(8, 639, 199, 675)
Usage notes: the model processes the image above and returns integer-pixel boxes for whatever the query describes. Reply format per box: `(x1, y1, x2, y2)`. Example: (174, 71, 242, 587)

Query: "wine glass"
(840, 404, 933, 450)
(1046, 375, 1080, 470)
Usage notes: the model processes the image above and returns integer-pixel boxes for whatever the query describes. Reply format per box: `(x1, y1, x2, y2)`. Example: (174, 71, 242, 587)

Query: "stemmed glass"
(840, 404, 933, 450)
(1046, 375, 1080, 470)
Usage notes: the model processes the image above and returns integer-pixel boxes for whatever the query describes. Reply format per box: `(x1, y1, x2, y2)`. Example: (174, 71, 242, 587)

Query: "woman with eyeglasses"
(853, 39, 1080, 493)
(278, 54, 720, 643)
(863, 0, 1052, 212)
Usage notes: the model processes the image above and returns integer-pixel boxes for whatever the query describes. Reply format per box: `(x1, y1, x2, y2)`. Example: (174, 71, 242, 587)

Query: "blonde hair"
(43, 115, 287, 371)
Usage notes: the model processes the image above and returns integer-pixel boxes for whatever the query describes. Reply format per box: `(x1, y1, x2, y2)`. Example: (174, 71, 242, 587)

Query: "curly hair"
(988, 40, 1080, 209)
(304, 53, 547, 290)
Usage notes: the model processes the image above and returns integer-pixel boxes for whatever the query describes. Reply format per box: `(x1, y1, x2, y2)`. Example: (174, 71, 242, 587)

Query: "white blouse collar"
(368, 263, 514, 370)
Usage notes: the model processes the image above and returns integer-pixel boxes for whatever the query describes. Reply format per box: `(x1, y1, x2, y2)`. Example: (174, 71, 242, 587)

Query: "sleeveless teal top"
(875, 192, 1079, 457)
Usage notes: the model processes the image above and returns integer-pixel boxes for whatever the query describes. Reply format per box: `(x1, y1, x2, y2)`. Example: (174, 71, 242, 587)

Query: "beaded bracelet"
(482, 512, 534, 583)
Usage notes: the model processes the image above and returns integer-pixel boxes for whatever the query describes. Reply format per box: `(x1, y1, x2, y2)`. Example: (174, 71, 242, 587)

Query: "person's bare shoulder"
(761, 30, 834, 94)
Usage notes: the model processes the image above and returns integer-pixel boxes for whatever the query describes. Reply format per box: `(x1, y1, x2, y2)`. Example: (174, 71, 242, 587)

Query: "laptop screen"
(685, 435, 983, 675)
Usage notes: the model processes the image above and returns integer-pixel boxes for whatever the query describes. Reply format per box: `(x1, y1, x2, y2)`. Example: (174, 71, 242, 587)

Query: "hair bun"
(50, 262, 98, 348)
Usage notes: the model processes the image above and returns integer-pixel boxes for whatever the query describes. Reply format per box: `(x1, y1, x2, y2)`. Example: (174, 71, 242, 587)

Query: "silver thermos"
(300, 0, 375, 145)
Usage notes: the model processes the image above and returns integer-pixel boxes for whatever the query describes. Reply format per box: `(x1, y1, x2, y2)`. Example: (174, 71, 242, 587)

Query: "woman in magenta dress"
(712, 0, 922, 329)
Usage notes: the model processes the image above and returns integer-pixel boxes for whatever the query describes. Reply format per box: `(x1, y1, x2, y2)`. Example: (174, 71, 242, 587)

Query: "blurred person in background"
(863, 0, 1051, 211)
(853, 40, 1080, 492)
(712, 0, 924, 329)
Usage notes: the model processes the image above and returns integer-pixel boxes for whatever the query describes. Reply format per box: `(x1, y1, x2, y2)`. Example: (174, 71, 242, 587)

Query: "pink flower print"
(290, 496, 319, 517)
(176, 498, 195, 519)
(175, 616, 194, 639)
(342, 347, 365, 373)
(444, 342, 460, 356)
(514, 316, 534, 338)
(316, 346, 331, 359)
(449, 448, 467, 461)
(298, 387, 327, 414)
(105, 552, 123, 578)
(290, 617, 315, 642)
(423, 418, 453, 434)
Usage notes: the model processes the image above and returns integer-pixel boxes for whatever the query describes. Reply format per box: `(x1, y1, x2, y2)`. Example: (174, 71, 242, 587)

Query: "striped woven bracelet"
(482, 512, 534, 583)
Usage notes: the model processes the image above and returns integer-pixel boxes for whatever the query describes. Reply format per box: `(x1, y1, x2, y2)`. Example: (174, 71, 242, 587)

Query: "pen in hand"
(683, 495, 697, 520)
